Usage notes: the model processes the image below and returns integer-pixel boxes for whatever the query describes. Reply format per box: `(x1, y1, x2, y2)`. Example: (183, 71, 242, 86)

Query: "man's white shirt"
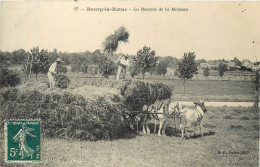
(49, 62, 57, 73)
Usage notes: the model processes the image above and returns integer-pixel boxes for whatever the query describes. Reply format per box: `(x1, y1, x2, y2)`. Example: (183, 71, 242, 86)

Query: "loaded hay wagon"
(118, 81, 175, 134)
(121, 99, 182, 135)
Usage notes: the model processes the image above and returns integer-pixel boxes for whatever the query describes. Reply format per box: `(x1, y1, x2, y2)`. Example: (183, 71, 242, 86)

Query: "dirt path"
(180, 101, 255, 107)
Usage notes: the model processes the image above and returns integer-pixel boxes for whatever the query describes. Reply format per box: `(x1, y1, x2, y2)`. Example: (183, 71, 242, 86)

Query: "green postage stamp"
(5, 120, 41, 162)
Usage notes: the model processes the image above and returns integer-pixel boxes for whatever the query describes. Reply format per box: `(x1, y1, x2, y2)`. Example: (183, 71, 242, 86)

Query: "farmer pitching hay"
(47, 58, 62, 88)
(116, 55, 129, 80)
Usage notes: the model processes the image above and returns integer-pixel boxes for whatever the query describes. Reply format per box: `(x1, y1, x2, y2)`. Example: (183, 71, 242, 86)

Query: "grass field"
(1, 70, 257, 166)
(159, 79, 255, 102)
(23, 72, 256, 102)
(1, 106, 258, 167)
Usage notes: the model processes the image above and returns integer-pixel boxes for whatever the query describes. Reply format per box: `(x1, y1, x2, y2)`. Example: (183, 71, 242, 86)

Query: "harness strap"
(194, 107, 203, 121)
(163, 107, 175, 119)
(168, 103, 182, 117)
(157, 101, 165, 110)
(146, 105, 159, 120)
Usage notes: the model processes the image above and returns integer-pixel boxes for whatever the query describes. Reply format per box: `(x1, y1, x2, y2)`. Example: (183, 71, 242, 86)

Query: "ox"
(141, 100, 182, 136)
(179, 100, 207, 138)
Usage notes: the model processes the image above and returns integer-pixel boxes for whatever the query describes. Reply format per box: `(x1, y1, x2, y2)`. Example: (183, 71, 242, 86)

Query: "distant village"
(199, 59, 259, 71)
(171, 59, 260, 81)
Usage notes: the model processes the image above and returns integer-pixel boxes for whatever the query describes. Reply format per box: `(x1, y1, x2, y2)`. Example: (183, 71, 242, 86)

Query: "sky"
(0, 1, 259, 61)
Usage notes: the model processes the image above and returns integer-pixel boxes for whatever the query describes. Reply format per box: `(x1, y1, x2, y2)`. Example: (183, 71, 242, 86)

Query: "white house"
(227, 62, 236, 68)
(242, 60, 254, 69)
(200, 63, 209, 68)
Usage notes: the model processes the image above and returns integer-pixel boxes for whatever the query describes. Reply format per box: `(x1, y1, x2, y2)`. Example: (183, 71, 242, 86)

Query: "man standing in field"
(48, 58, 62, 88)
(116, 55, 129, 80)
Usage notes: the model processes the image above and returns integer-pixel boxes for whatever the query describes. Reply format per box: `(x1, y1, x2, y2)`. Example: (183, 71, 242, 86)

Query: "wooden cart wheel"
(128, 113, 138, 129)
(122, 113, 137, 129)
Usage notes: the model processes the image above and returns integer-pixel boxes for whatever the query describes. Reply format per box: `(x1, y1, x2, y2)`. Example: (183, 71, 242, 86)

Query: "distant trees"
(97, 56, 116, 78)
(47, 49, 59, 63)
(12, 49, 27, 64)
(162, 56, 179, 68)
(218, 63, 227, 78)
(61, 49, 118, 78)
(0, 52, 21, 87)
(149, 65, 157, 76)
(87, 65, 99, 76)
(0, 49, 27, 64)
(91, 50, 117, 78)
(70, 53, 86, 73)
(199, 59, 207, 63)
(0, 51, 13, 64)
(90, 49, 103, 64)
(69, 51, 97, 73)
(58, 53, 70, 65)
(157, 60, 167, 79)
(80, 64, 88, 74)
(23, 47, 50, 82)
(0, 66, 21, 87)
(174, 70, 179, 77)
(234, 57, 242, 66)
(178, 52, 198, 94)
(203, 67, 210, 77)
(129, 63, 139, 78)
(132, 46, 158, 80)
(32, 48, 49, 81)
(57, 64, 68, 74)
(4, 45, 256, 81)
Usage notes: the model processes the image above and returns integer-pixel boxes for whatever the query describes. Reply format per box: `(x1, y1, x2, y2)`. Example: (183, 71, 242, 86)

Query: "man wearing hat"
(48, 58, 62, 88)
(116, 55, 129, 80)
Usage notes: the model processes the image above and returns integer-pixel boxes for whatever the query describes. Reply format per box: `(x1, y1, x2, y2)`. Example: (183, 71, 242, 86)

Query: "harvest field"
(0, 106, 258, 167)
(0, 72, 258, 167)
(0, 68, 258, 167)
(19, 72, 256, 102)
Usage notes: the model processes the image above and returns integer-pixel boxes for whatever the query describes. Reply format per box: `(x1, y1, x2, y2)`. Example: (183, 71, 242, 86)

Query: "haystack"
(121, 81, 173, 111)
(83, 78, 173, 111)
(0, 84, 126, 141)
(103, 26, 129, 54)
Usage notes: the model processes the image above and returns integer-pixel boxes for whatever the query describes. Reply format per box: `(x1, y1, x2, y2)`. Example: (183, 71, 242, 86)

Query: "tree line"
(0, 47, 178, 78)
(0, 47, 246, 83)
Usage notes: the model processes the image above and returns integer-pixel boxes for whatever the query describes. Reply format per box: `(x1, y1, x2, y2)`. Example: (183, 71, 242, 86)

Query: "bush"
(129, 63, 139, 78)
(87, 64, 99, 76)
(203, 67, 210, 77)
(0, 66, 21, 88)
(98, 56, 115, 78)
(174, 70, 179, 77)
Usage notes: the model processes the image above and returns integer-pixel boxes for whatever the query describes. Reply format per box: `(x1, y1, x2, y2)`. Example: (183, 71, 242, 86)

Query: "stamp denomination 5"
(5, 120, 41, 163)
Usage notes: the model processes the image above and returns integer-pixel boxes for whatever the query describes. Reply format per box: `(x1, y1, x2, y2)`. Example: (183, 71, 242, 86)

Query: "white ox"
(141, 100, 182, 136)
(179, 100, 207, 138)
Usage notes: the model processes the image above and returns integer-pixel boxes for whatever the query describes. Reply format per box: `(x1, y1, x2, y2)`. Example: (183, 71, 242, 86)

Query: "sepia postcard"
(0, 1, 259, 167)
